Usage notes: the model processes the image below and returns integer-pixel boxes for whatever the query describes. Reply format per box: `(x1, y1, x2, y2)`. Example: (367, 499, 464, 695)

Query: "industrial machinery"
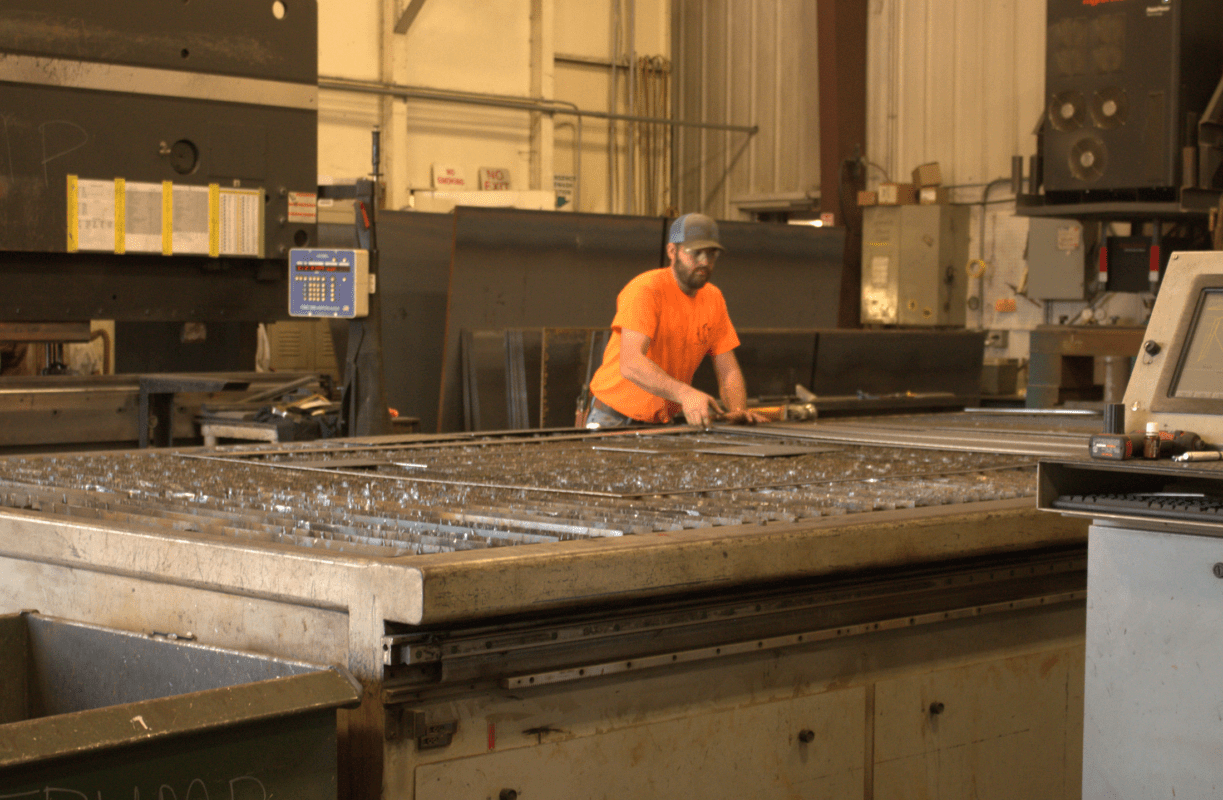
(0, 6, 1100, 798)
(0, 411, 1095, 799)
(1042, 0, 1223, 201)
(0, 1, 318, 281)
(1039, 250, 1223, 796)
(0, 0, 319, 386)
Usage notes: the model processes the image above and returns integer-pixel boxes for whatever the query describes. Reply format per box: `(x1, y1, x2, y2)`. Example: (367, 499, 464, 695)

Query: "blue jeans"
(585, 400, 640, 428)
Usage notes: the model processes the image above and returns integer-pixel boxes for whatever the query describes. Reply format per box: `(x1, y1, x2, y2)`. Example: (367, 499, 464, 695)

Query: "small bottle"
(1144, 422, 1160, 459)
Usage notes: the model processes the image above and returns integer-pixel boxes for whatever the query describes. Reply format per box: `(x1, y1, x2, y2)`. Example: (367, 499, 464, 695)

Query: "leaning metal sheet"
(437, 209, 664, 432)
(435, 208, 845, 432)
(318, 211, 455, 434)
(0, 426, 1048, 557)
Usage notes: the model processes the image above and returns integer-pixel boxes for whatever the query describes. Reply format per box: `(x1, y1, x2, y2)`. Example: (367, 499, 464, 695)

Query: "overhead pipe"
(318, 76, 759, 212)
(319, 77, 757, 131)
(322, 76, 585, 210)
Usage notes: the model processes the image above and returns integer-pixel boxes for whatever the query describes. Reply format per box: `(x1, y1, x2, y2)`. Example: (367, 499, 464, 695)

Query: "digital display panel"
(295, 261, 351, 272)
(287, 248, 368, 318)
(1171, 289, 1223, 399)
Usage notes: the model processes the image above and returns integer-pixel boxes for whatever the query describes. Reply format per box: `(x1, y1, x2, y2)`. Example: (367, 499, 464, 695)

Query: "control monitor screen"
(1171, 289, 1223, 400)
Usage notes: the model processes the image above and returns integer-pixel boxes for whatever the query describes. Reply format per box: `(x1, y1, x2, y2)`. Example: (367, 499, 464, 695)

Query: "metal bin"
(0, 612, 361, 798)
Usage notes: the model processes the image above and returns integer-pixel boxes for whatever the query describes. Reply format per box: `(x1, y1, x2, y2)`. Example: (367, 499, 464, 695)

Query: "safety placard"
(171, 184, 211, 255)
(67, 177, 116, 253)
(287, 191, 318, 224)
(216, 187, 263, 258)
(67, 176, 265, 258)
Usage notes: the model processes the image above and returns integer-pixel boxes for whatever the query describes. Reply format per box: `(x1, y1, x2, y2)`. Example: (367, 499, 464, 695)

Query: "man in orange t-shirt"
(586, 213, 767, 428)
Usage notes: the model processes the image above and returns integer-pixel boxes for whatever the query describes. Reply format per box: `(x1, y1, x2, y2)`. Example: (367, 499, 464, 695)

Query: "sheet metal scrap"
(0, 431, 1038, 557)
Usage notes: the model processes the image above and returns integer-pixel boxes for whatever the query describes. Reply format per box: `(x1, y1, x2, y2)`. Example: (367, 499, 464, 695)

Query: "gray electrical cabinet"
(1026, 218, 1094, 300)
(861, 205, 970, 326)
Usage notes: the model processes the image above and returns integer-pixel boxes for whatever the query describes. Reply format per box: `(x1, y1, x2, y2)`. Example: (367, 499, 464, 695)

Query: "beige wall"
(673, 0, 821, 221)
(318, 0, 671, 214)
(867, 0, 1047, 189)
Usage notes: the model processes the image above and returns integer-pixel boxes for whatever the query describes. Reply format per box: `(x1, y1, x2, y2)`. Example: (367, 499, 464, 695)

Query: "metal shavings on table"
(0, 428, 1043, 557)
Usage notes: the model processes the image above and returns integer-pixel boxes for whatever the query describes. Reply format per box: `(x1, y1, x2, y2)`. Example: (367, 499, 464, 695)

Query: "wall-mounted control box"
(288, 248, 369, 318)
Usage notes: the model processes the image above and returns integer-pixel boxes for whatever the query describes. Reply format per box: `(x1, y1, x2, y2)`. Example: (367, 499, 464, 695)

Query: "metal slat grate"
(0, 429, 1042, 556)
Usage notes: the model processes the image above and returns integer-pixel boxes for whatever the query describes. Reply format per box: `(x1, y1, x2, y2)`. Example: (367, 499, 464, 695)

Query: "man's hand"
(679, 387, 725, 427)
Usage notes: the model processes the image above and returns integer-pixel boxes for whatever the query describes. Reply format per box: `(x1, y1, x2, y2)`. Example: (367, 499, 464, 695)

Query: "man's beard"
(684, 268, 710, 290)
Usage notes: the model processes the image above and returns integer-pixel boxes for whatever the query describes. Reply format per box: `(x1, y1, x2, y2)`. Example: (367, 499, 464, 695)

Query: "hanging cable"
(632, 55, 670, 216)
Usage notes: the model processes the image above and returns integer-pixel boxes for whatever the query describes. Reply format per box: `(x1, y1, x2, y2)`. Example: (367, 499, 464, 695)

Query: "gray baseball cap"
(668, 213, 725, 251)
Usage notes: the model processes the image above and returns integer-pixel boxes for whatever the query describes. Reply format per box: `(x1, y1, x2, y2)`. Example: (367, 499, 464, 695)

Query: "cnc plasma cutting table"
(0, 414, 1095, 799)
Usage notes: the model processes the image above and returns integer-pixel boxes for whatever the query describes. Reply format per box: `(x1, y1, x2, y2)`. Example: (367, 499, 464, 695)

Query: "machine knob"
(798, 729, 815, 743)
(1144, 340, 1161, 356)
(929, 702, 945, 715)
(499, 791, 518, 800)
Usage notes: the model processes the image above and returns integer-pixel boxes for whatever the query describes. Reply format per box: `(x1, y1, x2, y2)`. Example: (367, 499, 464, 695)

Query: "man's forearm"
(621, 355, 701, 406)
(719, 366, 749, 413)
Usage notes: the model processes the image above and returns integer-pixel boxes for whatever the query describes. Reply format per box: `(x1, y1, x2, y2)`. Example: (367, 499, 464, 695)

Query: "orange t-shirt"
(589, 268, 740, 423)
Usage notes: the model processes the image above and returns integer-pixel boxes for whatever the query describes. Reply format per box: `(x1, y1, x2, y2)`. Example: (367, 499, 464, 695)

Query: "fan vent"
(1068, 136, 1107, 182)
(1049, 90, 1087, 132)
(1091, 87, 1128, 129)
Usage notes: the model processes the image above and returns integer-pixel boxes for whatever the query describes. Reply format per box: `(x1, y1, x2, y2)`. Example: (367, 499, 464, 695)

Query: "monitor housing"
(1124, 250, 1223, 442)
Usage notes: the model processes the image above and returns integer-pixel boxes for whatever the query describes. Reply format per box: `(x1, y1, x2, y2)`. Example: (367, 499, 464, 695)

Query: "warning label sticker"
(288, 191, 318, 224)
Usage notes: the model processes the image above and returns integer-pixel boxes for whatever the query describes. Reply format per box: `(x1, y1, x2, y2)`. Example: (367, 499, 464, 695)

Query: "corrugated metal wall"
(673, 0, 821, 220)
(672, 0, 1045, 220)
(866, 0, 1046, 189)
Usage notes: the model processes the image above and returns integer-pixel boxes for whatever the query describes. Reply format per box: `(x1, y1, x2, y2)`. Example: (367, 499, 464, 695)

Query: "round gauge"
(169, 139, 199, 175)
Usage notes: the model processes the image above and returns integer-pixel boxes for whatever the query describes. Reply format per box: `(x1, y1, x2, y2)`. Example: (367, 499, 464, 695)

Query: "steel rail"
(188, 426, 692, 459)
(962, 407, 1101, 416)
(176, 451, 1033, 500)
(174, 454, 631, 499)
(386, 551, 1084, 665)
(381, 549, 1087, 697)
(748, 422, 1089, 458)
(501, 588, 1087, 689)
(0, 386, 138, 395)
(634, 462, 1033, 497)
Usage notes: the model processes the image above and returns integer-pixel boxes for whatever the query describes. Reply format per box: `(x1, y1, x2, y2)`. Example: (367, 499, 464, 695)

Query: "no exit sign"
(478, 167, 511, 190)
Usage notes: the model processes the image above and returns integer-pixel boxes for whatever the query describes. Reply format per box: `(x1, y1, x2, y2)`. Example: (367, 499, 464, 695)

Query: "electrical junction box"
(1026, 218, 1095, 300)
(288, 248, 369, 318)
(861, 205, 969, 326)
(1102, 236, 1193, 293)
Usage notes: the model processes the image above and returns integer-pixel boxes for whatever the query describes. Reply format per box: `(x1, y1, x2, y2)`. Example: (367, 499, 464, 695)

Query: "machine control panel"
(1122, 250, 1223, 443)
(288, 248, 370, 318)
(1039, 251, 1223, 525)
